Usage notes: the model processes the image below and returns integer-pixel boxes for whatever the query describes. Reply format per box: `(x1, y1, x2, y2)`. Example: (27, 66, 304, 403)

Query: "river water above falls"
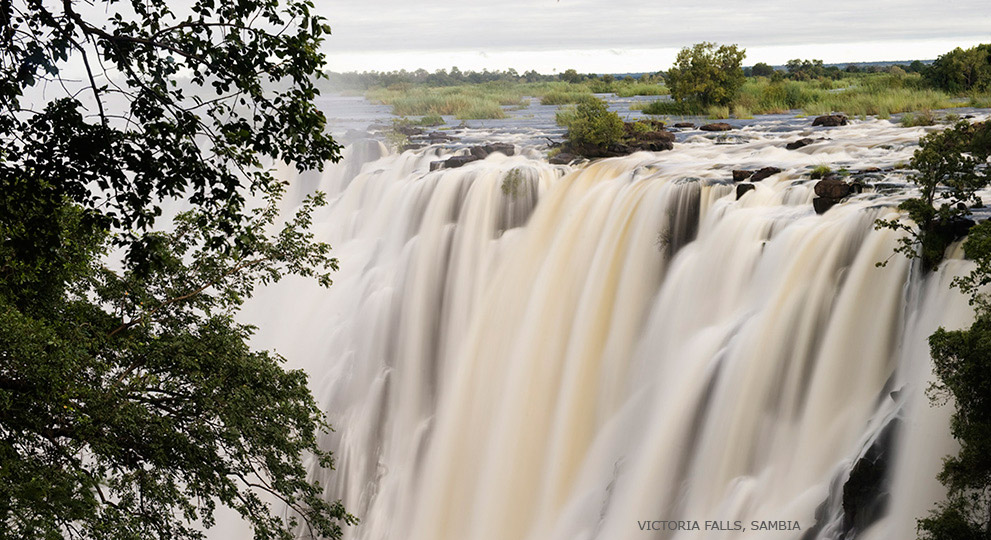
(236, 105, 988, 540)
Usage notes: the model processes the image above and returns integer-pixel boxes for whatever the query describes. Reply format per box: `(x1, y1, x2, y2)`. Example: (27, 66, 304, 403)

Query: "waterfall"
(239, 118, 978, 540)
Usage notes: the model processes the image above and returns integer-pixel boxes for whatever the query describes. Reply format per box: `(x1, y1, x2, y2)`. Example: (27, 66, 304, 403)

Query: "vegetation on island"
(875, 120, 991, 540)
(0, 0, 354, 538)
(333, 42, 991, 125)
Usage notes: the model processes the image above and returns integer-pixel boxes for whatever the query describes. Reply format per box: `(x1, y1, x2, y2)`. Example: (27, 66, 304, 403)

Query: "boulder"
(814, 178, 852, 199)
(736, 183, 755, 199)
(750, 166, 782, 182)
(732, 170, 754, 182)
(549, 152, 577, 165)
(700, 122, 732, 132)
(469, 143, 515, 159)
(435, 154, 481, 170)
(786, 138, 815, 150)
(674, 122, 695, 128)
(813, 197, 839, 214)
(426, 131, 456, 141)
(812, 114, 848, 127)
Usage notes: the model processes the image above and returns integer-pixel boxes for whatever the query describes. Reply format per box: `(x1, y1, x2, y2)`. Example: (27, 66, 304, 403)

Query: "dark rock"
(786, 138, 815, 150)
(434, 154, 481, 170)
(812, 114, 848, 127)
(732, 170, 754, 182)
(700, 122, 732, 132)
(429, 160, 445, 172)
(750, 167, 782, 182)
(426, 131, 455, 141)
(736, 183, 755, 199)
(674, 122, 695, 128)
(813, 197, 840, 214)
(469, 143, 515, 159)
(957, 202, 968, 211)
(549, 152, 577, 165)
(842, 419, 900, 535)
(814, 178, 852, 199)
(395, 125, 424, 136)
(850, 181, 865, 194)
(640, 130, 676, 143)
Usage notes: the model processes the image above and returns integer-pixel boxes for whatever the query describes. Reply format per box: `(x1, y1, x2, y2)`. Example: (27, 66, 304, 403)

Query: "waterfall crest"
(241, 121, 977, 540)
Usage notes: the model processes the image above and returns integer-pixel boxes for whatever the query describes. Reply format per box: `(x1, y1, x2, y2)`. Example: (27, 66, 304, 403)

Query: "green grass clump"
(900, 109, 937, 127)
(707, 105, 730, 119)
(541, 91, 596, 105)
(811, 164, 832, 179)
(641, 100, 693, 115)
(614, 83, 670, 97)
(416, 113, 445, 126)
(456, 101, 507, 120)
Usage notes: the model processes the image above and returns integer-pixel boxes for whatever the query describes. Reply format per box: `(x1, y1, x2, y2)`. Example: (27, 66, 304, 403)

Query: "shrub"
(564, 98, 625, 149)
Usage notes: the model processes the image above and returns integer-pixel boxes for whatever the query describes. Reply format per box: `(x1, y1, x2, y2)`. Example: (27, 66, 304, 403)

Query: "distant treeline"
(325, 60, 935, 91)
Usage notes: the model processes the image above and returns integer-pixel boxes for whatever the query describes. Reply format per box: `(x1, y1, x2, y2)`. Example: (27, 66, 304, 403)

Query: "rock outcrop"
(700, 122, 732, 132)
(812, 114, 848, 127)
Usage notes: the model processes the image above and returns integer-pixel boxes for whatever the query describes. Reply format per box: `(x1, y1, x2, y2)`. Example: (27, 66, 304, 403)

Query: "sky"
(317, 0, 991, 73)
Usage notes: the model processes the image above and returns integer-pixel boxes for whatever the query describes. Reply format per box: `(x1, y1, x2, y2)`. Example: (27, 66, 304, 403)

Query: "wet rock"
(674, 122, 695, 128)
(786, 137, 815, 150)
(470, 143, 515, 159)
(733, 170, 754, 182)
(426, 131, 456, 141)
(433, 154, 481, 170)
(736, 183, 755, 199)
(812, 114, 848, 127)
(813, 197, 840, 214)
(814, 178, 852, 199)
(549, 152, 577, 165)
(750, 166, 782, 182)
(700, 122, 732, 131)
(394, 124, 424, 136)
(842, 419, 900, 535)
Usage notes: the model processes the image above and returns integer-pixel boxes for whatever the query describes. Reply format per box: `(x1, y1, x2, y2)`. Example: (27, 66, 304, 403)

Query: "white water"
(240, 117, 981, 540)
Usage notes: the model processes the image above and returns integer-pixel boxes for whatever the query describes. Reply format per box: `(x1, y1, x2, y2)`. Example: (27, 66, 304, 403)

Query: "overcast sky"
(317, 0, 991, 73)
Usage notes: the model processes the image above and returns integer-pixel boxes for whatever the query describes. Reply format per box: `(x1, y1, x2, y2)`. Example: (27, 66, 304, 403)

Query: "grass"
(900, 109, 937, 127)
(366, 71, 989, 123)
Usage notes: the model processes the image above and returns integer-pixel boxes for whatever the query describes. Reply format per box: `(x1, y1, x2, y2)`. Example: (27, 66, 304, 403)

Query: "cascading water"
(239, 116, 982, 540)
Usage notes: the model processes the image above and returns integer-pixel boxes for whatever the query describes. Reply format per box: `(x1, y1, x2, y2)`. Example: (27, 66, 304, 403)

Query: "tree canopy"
(666, 42, 746, 107)
(1, 0, 354, 538)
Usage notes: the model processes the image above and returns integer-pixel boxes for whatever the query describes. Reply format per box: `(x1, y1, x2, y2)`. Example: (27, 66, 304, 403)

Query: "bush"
(563, 98, 625, 149)
(667, 42, 747, 107)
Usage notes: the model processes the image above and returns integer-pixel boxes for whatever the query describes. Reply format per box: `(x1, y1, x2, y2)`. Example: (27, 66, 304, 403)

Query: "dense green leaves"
(876, 121, 991, 271)
(1, 0, 353, 538)
(666, 42, 746, 107)
(924, 44, 991, 94)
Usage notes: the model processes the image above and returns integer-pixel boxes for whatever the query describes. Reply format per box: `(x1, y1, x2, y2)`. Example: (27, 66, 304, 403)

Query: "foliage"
(901, 109, 938, 127)
(561, 98, 625, 149)
(786, 58, 827, 80)
(0, 0, 355, 538)
(918, 275, 991, 540)
(751, 62, 775, 78)
(925, 44, 991, 94)
(875, 121, 991, 271)
(666, 42, 746, 107)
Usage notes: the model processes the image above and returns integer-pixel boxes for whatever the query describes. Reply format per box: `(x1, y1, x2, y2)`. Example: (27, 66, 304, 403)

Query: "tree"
(560, 68, 582, 84)
(876, 121, 991, 271)
(1, 0, 354, 538)
(785, 58, 826, 80)
(751, 62, 775, 78)
(875, 121, 991, 539)
(665, 42, 746, 108)
(925, 44, 991, 93)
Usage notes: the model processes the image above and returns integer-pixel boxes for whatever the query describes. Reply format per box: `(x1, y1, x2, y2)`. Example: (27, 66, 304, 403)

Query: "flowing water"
(237, 112, 986, 540)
